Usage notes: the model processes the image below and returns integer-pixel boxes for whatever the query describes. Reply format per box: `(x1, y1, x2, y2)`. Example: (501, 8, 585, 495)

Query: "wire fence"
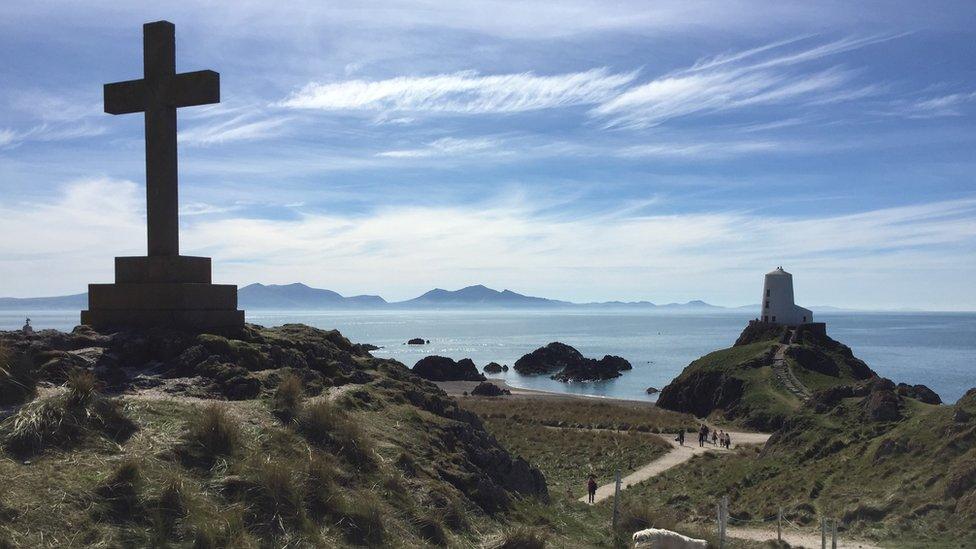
(715, 495, 842, 548)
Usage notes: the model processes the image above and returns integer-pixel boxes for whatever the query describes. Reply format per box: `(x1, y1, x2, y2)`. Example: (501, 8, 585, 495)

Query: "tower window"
(765, 289, 770, 297)
(772, 316, 776, 322)
(765, 301, 770, 309)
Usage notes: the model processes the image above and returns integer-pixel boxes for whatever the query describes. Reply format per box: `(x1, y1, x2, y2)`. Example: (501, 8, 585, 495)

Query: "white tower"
(760, 267, 813, 325)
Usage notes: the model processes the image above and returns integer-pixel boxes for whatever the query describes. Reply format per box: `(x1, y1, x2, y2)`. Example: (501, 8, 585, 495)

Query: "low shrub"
(1, 370, 136, 456)
(272, 372, 304, 422)
(297, 400, 373, 465)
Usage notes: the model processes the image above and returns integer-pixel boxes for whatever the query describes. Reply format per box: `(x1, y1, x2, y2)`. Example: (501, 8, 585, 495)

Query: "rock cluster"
(513, 342, 632, 382)
(471, 382, 511, 397)
(412, 356, 486, 382)
(482, 362, 505, 374)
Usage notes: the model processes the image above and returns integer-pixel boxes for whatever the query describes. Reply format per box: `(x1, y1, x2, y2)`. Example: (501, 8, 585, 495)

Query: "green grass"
(460, 395, 696, 433)
(479, 416, 671, 498)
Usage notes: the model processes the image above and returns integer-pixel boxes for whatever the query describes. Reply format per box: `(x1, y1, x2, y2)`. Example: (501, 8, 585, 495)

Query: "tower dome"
(760, 267, 813, 325)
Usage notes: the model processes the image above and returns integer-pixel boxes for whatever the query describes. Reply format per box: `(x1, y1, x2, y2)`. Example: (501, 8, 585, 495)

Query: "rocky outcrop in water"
(513, 342, 632, 382)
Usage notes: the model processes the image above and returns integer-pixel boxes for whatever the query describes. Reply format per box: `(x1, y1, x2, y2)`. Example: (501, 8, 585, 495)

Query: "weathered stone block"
(87, 282, 236, 310)
(80, 309, 244, 330)
(115, 255, 211, 283)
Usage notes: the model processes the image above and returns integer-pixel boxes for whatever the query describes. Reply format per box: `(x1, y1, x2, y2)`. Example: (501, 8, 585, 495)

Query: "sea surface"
(3, 310, 974, 404)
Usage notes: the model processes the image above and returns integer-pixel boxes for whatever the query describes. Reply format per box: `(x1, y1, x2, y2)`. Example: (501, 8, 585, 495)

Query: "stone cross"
(103, 21, 219, 256)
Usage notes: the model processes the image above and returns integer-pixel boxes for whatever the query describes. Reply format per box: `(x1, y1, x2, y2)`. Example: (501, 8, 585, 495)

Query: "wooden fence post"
(777, 506, 783, 543)
(831, 519, 838, 549)
(611, 468, 621, 531)
(820, 517, 826, 549)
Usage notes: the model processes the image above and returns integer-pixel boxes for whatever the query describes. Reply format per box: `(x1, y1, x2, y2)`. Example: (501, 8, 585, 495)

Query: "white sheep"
(632, 527, 708, 549)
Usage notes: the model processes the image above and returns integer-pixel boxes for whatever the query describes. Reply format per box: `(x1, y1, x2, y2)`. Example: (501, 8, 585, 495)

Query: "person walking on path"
(712, 430, 718, 445)
(587, 474, 597, 504)
(676, 430, 685, 446)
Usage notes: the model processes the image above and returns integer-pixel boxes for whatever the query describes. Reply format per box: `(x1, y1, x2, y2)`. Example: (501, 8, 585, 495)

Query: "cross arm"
(104, 78, 147, 114)
(171, 70, 220, 107)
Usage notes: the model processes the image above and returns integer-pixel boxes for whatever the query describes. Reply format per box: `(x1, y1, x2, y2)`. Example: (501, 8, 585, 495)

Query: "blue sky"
(1, 1, 975, 308)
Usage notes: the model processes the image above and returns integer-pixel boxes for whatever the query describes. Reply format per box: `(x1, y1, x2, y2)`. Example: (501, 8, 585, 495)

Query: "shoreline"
(435, 379, 661, 409)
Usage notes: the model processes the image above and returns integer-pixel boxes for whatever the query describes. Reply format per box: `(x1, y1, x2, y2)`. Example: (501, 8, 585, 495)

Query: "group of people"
(696, 424, 732, 449)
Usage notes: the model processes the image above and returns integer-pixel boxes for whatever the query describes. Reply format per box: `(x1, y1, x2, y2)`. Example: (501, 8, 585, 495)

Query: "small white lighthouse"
(760, 267, 813, 325)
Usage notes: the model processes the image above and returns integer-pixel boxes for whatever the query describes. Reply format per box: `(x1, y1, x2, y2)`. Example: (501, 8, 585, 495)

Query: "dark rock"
(657, 370, 745, 419)
(861, 388, 903, 422)
(502, 364, 509, 372)
(412, 356, 486, 382)
(514, 343, 631, 382)
(552, 354, 632, 382)
(954, 409, 973, 423)
(513, 342, 585, 375)
(407, 338, 426, 345)
(471, 382, 511, 397)
(483, 362, 503, 374)
(645, 387, 659, 394)
(896, 383, 942, 405)
(786, 346, 839, 377)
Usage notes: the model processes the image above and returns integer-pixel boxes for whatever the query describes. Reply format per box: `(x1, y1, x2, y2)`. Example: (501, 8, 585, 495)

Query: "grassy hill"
(657, 323, 877, 430)
(0, 324, 601, 547)
(623, 380, 976, 546)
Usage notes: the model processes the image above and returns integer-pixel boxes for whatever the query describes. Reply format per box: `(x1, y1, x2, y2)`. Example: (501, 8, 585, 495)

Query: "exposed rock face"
(896, 383, 942, 405)
(471, 382, 510, 397)
(656, 371, 747, 422)
(407, 338, 426, 345)
(412, 356, 486, 382)
(645, 387, 659, 395)
(483, 362, 503, 374)
(734, 322, 788, 346)
(514, 342, 632, 382)
(861, 388, 903, 422)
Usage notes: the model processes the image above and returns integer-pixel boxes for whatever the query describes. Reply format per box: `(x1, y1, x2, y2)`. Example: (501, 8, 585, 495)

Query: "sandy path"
(580, 430, 770, 504)
(726, 526, 882, 549)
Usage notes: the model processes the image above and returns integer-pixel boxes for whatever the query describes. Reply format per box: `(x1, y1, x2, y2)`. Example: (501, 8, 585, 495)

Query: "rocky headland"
(0, 324, 545, 547)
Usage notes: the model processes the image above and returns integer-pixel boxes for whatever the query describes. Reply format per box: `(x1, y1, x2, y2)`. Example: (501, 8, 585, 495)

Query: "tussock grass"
(335, 494, 385, 546)
(234, 457, 309, 536)
(493, 525, 547, 548)
(0, 344, 35, 407)
(297, 399, 373, 465)
(615, 502, 678, 535)
(94, 458, 143, 522)
(178, 404, 242, 466)
(272, 371, 304, 422)
(410, 512, 447, 546)
(1, 370, 136, 456)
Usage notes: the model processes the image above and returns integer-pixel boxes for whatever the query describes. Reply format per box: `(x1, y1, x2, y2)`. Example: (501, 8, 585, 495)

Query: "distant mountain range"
(0, 283, 740, 311)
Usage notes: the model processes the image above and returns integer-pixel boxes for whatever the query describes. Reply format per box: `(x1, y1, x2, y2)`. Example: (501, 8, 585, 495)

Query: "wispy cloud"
(377, 136, 503, 158)
(179, 113, 293, 145)
(278, 68, 637, 114)
(591, 35, 897, 129)
(618, 140, 782, 159)
(885, 91, 976, 119)
(0, 123, 106, 150)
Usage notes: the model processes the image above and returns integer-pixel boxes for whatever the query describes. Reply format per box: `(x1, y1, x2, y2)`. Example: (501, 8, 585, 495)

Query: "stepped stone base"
(82, 255, 244, 331)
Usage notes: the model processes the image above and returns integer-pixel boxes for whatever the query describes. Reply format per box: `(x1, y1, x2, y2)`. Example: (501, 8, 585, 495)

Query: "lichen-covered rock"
(551, 354, 632, 382)
(412, 356, 486, 382)
(483, 362, 503, 374)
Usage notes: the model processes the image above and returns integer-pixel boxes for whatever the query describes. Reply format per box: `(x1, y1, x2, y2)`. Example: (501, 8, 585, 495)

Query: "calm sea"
(3, 310, 974, 404)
